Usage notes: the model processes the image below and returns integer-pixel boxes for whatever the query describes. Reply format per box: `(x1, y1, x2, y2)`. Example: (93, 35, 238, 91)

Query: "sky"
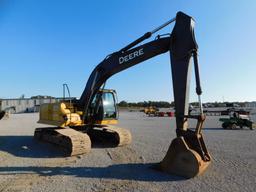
(0, 0, 255, 103)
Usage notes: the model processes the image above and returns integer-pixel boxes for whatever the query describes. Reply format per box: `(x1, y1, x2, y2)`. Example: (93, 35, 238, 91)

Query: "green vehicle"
(219, 114, 255, 130)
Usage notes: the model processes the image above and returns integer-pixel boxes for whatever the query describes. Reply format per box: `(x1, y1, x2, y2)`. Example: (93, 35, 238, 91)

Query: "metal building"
(245, 102, 256, 108)
(0, 96, 74, 114)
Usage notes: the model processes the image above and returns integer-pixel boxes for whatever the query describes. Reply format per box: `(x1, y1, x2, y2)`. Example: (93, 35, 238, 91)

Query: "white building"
(245, 101, 256, 108)
(0, 96, 74, 113)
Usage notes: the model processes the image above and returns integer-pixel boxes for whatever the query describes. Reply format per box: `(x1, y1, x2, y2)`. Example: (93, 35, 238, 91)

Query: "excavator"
(34, 11, 211, 178)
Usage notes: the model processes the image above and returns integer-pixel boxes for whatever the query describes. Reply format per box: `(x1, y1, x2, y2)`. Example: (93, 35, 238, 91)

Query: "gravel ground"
(0, 112, 255, 192)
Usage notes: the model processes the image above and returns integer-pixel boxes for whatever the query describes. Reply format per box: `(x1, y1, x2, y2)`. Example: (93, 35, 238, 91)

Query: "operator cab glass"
(101, 92, 117, 119)
(90, 90, 118, 121)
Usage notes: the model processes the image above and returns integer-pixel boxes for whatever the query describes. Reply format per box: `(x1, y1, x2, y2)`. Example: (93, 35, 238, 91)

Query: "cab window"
(102, 92, 117, 119)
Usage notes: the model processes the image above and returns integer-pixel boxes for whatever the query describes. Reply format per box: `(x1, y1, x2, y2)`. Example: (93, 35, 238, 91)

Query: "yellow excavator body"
(35, 90, 128, 157)
(38, 102, 83, 127)
(38, 102, 118, 127)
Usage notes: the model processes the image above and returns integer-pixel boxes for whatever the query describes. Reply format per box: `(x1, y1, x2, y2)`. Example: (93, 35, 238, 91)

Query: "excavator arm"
(77, 11, 211, 178)
(79, 12, 197, 125)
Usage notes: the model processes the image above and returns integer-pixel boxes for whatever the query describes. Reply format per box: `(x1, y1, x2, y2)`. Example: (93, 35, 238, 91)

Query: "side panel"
(38, 103, 82, 127)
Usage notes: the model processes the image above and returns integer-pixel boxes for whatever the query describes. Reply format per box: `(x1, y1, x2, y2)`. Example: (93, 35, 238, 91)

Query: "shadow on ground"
(0, 163, 185, 182)
(203, 127, 254, 131)
(0, 136, 65, 158)
(0, 136, 187, 182)
(0, 136, 133, 158)
(202, 127, 223, 131)
(191, 127, 253, 131)
(189, 127, 223, 131)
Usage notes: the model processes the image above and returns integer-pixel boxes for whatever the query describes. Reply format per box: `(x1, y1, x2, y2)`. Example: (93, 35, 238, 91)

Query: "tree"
(118, 100, 128, 107)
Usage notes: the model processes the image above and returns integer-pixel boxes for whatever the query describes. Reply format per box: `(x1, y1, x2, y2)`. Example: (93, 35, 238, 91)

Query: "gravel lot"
(0, 112, 255, 192)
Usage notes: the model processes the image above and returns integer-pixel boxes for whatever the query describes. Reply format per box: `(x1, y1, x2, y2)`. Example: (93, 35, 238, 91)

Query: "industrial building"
(0, 96, 74, 113)
(245, 102, 256, 108)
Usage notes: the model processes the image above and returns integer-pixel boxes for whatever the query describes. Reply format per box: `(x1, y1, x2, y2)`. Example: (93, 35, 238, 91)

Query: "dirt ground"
(0, 112, 255, 192)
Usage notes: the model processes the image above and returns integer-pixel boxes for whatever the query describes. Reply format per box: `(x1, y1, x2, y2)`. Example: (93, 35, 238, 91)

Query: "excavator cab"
(89, 89, 118, 125)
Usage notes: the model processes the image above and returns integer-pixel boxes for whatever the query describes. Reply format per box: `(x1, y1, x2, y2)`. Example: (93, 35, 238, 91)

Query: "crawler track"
(34, 125, 131, 156)
(104, 125, 132, 146)
(87, 125, 132, 147)
(34, 127, 91, 156)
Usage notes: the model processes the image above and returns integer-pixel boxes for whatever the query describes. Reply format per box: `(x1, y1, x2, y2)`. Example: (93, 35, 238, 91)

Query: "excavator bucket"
(159, 133, 211, 178)
(0, 111, 6, 120)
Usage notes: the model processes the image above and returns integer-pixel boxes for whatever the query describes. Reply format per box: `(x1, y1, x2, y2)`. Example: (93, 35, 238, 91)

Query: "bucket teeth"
(159, 137, 211, 178)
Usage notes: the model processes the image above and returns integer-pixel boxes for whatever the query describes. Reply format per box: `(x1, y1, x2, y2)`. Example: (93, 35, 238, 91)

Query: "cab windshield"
(90, 91, 117, 120)
(102, 92, 117, 119)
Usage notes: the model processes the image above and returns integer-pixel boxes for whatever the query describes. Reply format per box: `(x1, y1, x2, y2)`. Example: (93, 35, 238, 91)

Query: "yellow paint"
(38, 102, 118, 127)
(94, 119, 118, 125)
(38, 102, 83, 127)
